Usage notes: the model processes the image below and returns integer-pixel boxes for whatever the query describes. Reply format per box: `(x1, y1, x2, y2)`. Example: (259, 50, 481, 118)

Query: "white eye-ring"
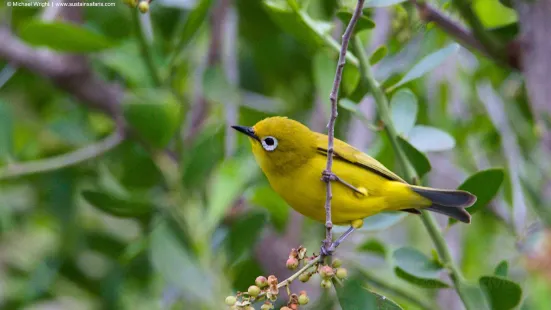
(261, 136, 278, 151)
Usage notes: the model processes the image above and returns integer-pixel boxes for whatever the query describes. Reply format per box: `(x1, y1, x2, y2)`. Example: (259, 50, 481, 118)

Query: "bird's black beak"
(231, 125, 260, 142)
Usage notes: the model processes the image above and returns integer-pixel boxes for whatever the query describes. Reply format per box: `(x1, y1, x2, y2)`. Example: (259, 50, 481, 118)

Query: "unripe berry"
(332, 258, 342, 268)
(321, 279, 333, 289)
(298, 272, 311, 283)
(261, 302, 273, 310)
(128, 0, 138, 7)
(248, 285, 261, 297)
(336, 267, 348, 279)
(138, 0, 149, 13)
(280, 307, 292, 310)
(225, 295, 236, 306)
(319, 265, 334, 279)
(286, 257, 299, 270)
(256, 276, 268, 288)
(298, 293, 309, 305)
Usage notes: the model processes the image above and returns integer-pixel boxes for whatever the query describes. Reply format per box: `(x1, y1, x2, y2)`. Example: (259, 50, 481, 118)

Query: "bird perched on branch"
(232, 117, 476, 251)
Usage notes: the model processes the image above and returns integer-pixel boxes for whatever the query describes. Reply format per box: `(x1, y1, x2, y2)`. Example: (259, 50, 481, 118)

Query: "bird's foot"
(321, 170, 365, 195)
(320, 243, 335, 257)
(321, 169, 337, 182)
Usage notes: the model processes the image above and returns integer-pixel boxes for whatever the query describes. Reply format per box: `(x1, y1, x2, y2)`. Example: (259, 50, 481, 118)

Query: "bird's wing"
(314, 132, 407, 184)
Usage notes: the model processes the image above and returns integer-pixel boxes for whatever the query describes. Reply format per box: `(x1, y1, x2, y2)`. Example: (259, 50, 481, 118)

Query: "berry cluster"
(122, 0, 151, 13)
(224, 247, 348, 309)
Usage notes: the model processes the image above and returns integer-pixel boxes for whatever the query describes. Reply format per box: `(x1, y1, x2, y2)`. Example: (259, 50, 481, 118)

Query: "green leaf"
(449, 168, 504, 225)
(363, 213, 407, 231)
(393, 247, 449, 288)
(314, 51, 337, 110)
(369, 45, 388, 65)
(19, 21, 113, 52)
(173, 0, 214, 51)
(457, 282, 492, 310)
(364, 0, 407, 8)
(181, 125, 225, 189)
(335, 274, 377, 309)
(205, 155, 259, 233)
(150, 219, 214, 304)
(494, 260, 508, 277)
(342, 62, 360, 97)
(81, 190, 153, 219)
(336, 10, 375, 34)
(263, 0, 330, 48)
(357, 238, 387, 257)
(100, 41, 150, 86)
(247, 184, 290, 233)
(335, 272, 403, 309)
(473, 0, 517, 28)
(339, 98, 365, 119)
(407, 125, 456, 152)
(390, 88, 418, 135)
(122, 89, 181, 148)
(0, 100, 13, 164)
(394, 267, 449, 288)
(479, 276, 522, 310)
(398, 137, 431, 178)
(390, 43, 460, 90)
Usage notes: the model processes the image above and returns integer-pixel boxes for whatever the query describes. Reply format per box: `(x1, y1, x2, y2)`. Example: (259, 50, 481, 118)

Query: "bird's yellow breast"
(262, 153, 429, 225)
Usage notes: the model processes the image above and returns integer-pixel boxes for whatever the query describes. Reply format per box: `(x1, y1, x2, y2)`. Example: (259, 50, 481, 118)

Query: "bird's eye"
(261, 136, 278, 151)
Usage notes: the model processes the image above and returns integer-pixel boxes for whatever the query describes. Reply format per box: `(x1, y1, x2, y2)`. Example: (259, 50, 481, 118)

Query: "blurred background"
(0, 0, 550, 309)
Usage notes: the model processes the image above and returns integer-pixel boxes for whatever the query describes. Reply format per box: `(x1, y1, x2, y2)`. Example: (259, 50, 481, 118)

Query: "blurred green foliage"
(1, 0, 550, 309)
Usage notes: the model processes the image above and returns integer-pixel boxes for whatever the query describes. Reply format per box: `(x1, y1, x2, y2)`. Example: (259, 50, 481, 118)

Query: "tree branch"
(412, 1, 488, 55)
(411, 0, 520, 70)
(0, 130, 124, 180)
(352, 37, 475, 309)
(450, 0, 502, 58)
(322, 0, 365, 253)
(0, 27, 123, 118)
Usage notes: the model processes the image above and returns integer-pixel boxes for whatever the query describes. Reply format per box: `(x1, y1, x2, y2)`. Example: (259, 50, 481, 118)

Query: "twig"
(450, 0, 504, 63)
(256, 256, 322, 300)
(411, 1, 488, 56)
(322, 0, 365, 253)
(0, 131, 124, 181)
(0, 27, 123, 118)
(352, 37, 475, 309)
(411, 0, 520, 70)
(131, 9, 161, 86)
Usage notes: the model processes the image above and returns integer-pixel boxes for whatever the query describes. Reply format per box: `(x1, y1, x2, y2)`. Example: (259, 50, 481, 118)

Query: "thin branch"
(0, 27, 123, 118)
(131, 9, 161, 86)
(322, 0, 365, 252)
(449, 0, 505, 63)
(412, 1, 488, 55)
(0, 131, 124, 180)
(411, 0, 520, 70)
(352, 37, 475, 309)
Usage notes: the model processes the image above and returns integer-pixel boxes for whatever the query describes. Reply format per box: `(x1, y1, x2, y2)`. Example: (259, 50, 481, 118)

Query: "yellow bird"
(232, 117, 476, 239)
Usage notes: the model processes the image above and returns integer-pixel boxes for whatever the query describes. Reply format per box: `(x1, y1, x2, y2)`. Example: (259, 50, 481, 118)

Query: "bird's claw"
(320, 243, 335, 257)
(321, 170, 337, 182)
(321, 170, 364, 195)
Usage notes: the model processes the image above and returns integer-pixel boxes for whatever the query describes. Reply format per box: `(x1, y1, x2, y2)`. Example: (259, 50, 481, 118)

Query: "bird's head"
(232, 116, 317, 175)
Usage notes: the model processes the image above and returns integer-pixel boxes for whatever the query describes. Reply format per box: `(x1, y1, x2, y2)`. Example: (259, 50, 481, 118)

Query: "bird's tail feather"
(409, 186, 477, 224)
